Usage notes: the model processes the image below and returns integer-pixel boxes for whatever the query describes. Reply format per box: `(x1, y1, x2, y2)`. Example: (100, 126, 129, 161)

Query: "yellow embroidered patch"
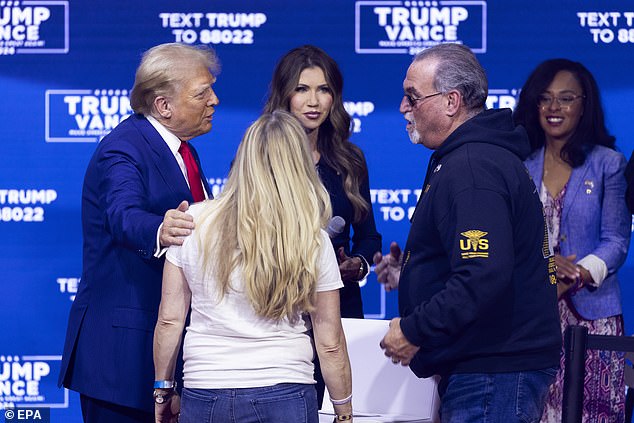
(548, 256, 557, 285)
(459, 230, 489, 259)
(542, 218, 551, 259)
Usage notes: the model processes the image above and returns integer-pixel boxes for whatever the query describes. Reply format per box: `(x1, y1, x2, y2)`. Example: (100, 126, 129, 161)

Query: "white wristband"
(330, 393, 352, 405)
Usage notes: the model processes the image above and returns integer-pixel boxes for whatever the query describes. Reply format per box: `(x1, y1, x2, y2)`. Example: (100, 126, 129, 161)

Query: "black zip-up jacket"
(399, 108, 561, 378)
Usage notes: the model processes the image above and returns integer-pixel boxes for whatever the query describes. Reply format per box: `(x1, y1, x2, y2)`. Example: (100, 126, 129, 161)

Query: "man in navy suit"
(58, 43, 220, 423)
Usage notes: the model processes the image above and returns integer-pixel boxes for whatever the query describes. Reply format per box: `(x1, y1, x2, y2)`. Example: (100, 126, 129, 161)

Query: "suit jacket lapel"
(130, 115, 194, 203)
(525, 147, 545, 192)
(527, 146, 590, 224)
(562, 158, 590, 224)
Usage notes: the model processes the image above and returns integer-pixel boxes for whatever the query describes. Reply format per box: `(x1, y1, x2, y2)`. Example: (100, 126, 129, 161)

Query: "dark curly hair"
(513, 59, 615, 167)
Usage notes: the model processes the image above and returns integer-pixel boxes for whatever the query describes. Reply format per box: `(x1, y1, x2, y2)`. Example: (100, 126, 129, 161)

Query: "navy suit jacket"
(525, 145, 630, 320)
(58, 114, 211, 412)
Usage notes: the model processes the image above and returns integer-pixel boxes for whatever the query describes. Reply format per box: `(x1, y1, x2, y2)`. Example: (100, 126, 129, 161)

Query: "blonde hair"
(197, 110, 332, 322)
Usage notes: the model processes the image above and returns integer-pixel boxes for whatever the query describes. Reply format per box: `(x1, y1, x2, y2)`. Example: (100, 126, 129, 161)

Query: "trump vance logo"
(459, 229, 489, 259)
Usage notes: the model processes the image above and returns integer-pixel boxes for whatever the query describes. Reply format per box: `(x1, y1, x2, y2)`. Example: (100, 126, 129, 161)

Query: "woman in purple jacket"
(514, 59, 630, 423)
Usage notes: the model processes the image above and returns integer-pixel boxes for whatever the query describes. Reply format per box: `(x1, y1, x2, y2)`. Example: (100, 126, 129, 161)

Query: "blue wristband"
(153, 380, 176, 389)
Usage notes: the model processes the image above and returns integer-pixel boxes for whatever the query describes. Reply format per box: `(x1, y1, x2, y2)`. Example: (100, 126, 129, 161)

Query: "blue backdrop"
(1, 1, 633, 420)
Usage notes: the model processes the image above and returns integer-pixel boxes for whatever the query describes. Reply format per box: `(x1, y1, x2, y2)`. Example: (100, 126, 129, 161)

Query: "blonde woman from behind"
(153, 110, 353, 423)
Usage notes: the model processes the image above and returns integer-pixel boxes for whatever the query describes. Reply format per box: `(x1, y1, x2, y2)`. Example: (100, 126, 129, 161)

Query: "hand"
(159, 201, 195, 247)
(555, 254, 586, 298)
(337, 247, 364, 282)
(155, 392, 180, 423)
(577, 265, 593, 288)
(379, 317, 420, 366)
(372, 242, 402, 291)
(557, 280, 575, 298)
(554, 254, 579, 281)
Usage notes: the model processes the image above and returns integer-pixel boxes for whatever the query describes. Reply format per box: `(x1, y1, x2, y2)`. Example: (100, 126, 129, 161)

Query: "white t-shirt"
(166, 202, 343, 389)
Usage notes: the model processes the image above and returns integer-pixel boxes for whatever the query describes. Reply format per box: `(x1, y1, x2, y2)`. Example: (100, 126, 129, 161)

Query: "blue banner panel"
(1, 1, 633, 421)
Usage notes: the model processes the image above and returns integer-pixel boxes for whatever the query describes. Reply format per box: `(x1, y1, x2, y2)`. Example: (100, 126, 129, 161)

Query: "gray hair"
(414, 43, 487, 111)
(129, 43, 220, 115)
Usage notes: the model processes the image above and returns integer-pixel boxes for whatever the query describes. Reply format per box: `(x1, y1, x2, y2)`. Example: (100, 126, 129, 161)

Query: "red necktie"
(179, 141, 205, 202)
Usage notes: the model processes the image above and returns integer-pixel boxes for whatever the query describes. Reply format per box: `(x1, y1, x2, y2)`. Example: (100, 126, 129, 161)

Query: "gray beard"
(408, 124, 420, 144)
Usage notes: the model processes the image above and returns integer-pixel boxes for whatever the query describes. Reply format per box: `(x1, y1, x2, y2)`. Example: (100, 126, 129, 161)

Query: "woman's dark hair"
(513, 59, 615, 167)
(264, 45, 370, 223)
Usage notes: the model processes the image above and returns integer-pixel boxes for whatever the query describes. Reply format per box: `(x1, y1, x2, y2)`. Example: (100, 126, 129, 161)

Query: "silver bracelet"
(330, 393, 352, 405)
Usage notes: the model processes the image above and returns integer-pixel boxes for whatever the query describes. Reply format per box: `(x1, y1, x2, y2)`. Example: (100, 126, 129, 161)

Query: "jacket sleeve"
(350, 164, 382, 263)
(400, 187, 515, 350)
(587, 152, 631, 274)
(624, 151, 634, 214)
(98, 144, 164, 259)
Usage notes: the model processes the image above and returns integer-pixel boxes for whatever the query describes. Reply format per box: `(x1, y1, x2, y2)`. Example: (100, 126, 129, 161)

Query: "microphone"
(326, 216, 345, 238)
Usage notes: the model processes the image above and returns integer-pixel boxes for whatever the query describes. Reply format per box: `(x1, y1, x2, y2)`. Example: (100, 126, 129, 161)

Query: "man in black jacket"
(373, 43, 561, 422)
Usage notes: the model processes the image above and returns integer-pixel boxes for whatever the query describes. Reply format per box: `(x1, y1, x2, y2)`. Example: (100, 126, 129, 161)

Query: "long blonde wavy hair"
(197, 110, 332, 322)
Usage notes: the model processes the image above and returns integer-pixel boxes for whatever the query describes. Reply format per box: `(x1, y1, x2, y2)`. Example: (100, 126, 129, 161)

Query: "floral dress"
(539, 182, 626, 423)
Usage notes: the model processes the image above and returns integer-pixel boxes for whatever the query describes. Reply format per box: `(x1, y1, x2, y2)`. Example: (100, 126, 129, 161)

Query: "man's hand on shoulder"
(159, 200, 195, 247)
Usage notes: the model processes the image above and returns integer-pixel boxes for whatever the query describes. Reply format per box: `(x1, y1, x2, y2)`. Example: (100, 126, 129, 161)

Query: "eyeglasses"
(403, 91, 442, 107)
(537, 94, 585, 109)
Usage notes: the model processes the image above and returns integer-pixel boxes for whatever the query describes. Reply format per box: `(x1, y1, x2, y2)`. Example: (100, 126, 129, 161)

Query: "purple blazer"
(525, 145, 630, 320)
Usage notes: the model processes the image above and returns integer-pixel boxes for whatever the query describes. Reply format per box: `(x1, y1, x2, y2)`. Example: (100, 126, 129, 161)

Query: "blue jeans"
(438, 367, 557, 423)
(179, 383, 318, 423)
